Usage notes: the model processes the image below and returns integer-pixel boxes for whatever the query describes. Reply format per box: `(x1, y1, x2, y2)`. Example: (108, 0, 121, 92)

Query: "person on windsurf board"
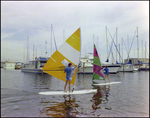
(64, 63, 77, 93)
(103, 66, 110, 83)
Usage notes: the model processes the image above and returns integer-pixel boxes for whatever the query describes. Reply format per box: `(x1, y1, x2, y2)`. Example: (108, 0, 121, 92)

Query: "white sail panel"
(58, 42, 80, 66)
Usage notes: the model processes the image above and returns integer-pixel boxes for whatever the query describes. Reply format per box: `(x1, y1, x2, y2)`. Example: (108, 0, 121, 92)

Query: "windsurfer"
(64, 63, 77, 93)
(104, 66, 110, 83)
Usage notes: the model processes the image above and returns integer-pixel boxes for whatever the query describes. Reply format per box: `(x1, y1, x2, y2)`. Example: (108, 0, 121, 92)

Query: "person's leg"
(69, 80, 71, 92)
(107, 75, 110, 83)
(105, 74, 107, 83)
(64, 80, 68, 92)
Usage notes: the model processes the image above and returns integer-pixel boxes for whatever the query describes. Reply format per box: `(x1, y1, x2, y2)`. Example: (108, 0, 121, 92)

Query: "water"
(1, 68, 149, 117)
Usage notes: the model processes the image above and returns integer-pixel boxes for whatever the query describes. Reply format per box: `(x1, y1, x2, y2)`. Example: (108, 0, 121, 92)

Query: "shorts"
(66, 77, 72, 81)
(105, 73, 109, 75)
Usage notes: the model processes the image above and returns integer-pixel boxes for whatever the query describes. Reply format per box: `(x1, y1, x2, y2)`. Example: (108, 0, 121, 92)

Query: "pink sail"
(93, 44, 104, 80)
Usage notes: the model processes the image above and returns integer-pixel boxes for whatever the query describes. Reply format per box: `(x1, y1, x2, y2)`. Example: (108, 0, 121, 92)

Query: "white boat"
(21, 57, 48, 74)
(3, 61, 16, 69)
(15, 62, 23, 69)
(78, 53, 121, 74)
(139, 64, 149, 71)
(119, 64, 138, 72)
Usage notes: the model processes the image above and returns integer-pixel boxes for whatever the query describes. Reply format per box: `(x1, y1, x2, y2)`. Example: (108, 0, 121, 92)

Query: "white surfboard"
(39, 89, 97, 95)
(92, 82, 121, 86)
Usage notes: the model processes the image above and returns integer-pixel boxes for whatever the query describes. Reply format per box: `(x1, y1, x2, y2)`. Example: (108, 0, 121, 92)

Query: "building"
(124, 58, 149, 64)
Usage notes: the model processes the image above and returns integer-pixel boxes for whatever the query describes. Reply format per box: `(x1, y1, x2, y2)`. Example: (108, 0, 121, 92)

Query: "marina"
(1, 68, 149, 117)
(1, 1, 149, 117)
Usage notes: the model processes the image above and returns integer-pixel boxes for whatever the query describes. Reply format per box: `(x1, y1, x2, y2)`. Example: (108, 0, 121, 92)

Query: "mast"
(142, 40, 143, 62)
(137, 27, 139, 61)
(127, 35, 129, 63)
(51, 24, 52, 56)
(122, 38, 123, 63)
(27, 36, 29, 63)
(36, 48, 37, 58)
(106, 26, 108, 59)
(134, 49, 135, 59)
(33, 44, 34, 60)
(145, 41, 146, 63)
(116, 27, 118, 63)
(119, 44, 120, 63)
(41, 48, 42, 57)
(45, 40, 47, 57)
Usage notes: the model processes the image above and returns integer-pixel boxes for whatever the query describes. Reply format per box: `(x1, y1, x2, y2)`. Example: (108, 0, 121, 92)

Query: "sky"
(1, 1, 149, 63)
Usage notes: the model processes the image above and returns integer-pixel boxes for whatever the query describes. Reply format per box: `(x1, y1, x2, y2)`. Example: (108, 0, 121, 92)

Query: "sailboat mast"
(33, 44, 34, 60)
(119, 44, 120, 63)
(145, 41, 146, 63)
(127, 35, 129, 63)
(122, 38, 123, 63)
(142, 40, 143, 62)
(27, 36, 29, 63)
(137, 27, 139, 61)
(36, 48, 37, 58)
(45, 40, 47, 57)
(116, 27, 118, 63)
(51, 24, 52, 56)
(24, 48, 25, 63)
(106, 26, 108, 59)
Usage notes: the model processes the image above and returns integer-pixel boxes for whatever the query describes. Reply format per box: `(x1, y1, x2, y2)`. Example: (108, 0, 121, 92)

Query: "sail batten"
(42, 28, 81, 85)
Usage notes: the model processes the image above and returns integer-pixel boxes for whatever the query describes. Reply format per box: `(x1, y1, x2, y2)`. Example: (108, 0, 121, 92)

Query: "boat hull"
(78, 65, 120, 74)
(119, 67, 138, 72)
(21, 68, 46, 74)
(3, 62, 15, 69)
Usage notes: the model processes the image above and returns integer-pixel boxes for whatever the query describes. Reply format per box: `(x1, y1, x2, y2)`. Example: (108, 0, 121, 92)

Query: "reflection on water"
(40, 95, 79, 117)
(91, 85, 110, 111)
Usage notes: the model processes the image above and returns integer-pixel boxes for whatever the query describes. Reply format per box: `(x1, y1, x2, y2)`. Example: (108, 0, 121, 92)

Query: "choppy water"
(1, 68, 149, 117)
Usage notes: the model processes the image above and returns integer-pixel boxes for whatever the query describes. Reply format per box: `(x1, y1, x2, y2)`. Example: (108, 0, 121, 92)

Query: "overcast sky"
(1, 1, 149, 63)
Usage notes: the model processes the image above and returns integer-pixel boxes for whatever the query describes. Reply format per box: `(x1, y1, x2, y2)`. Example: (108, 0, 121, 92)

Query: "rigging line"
(106, 27, 116, 60)
(52, 26, 57, 50)
(123, 39, 129, 56)
(107, 28, 123, 62)
(122, 39, 130, 64)
(127, 29, 137, 60)
(107, 39, 114, 61)
(109, 42, 115, 63)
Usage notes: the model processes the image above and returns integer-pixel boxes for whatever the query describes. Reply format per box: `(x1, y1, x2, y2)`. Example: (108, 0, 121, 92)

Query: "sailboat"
(92, 44, 121, 86)
(39, 28, 97, 95)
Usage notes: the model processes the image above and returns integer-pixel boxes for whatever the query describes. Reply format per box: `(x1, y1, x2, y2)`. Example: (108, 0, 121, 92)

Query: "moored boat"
(119, 64, 138, 72)
(78, 53, 121, 74)
(15, 62, 23, 69)
(3, 61, 16, 69)
(21, 57, 48, 74)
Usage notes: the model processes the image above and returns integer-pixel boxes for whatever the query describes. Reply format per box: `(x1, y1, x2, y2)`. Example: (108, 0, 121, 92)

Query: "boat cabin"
(23, 57, 48, 69)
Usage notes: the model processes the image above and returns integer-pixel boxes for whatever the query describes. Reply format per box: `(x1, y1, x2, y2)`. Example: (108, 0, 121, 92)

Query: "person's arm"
(75, 66, 77, 70)
(64, 68, 66, 73)
(72, 66, 77, 71)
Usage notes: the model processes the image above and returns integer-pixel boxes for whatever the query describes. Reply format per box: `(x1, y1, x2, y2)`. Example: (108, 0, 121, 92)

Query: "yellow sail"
(42, 28, 81, 85)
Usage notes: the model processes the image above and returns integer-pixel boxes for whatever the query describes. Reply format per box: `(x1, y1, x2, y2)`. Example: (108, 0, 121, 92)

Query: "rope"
(107, 28, 123, 62)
